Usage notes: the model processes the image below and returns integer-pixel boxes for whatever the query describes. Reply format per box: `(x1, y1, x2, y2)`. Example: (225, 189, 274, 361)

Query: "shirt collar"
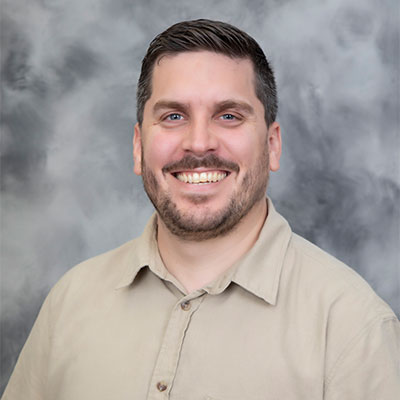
(114, 215, 159, 290)
(115, 198, 292, 306)
(199, 198, 291, 305)
(229, 198, 291, 305)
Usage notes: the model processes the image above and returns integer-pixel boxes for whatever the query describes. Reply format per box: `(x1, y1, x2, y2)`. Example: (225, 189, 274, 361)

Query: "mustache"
(162, 154, 240, 174)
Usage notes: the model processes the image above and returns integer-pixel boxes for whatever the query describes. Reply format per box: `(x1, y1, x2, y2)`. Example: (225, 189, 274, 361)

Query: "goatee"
(141, 150, 269, 241)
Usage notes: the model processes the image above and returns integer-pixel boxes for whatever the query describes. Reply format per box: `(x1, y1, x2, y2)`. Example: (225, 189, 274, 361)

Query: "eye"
(220, 113, 236, 120)
(165, 113, 183, 121)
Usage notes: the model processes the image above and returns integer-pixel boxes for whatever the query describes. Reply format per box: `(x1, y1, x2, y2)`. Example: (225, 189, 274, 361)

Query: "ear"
(267, 122, 282, 172)
(133, 123, 143, 176)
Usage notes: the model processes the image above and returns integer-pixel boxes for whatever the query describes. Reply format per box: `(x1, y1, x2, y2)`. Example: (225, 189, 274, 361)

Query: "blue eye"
(166, 113, 183, 121)
(221, 114, 236, 120)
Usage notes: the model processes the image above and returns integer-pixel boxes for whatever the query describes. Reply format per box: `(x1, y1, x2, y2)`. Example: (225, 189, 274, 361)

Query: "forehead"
(147, 51, 260, 106)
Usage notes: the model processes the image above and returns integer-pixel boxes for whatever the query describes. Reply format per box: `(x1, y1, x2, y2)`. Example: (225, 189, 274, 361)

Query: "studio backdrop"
(1, 0, 399, 395)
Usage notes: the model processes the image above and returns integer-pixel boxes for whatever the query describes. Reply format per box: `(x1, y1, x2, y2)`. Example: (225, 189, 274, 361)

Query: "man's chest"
(46, 277, 325, 400)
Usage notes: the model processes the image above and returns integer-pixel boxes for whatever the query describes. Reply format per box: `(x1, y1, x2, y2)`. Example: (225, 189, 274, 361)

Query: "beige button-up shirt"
(3, 200, 400, 399)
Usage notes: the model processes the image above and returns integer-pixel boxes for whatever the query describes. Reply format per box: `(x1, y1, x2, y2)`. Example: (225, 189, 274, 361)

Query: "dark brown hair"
(136, 19, 277, 127)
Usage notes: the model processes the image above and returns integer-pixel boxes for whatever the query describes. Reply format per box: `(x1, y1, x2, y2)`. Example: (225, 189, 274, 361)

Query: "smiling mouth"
(173, 171, 229, 184)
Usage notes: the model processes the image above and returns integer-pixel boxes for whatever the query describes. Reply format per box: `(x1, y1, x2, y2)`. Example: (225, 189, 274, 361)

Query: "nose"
(181, 118, 218, 155)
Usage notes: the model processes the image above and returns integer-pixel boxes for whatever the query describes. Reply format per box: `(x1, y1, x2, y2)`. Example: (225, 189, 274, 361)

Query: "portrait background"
(1, 0, 399, 394)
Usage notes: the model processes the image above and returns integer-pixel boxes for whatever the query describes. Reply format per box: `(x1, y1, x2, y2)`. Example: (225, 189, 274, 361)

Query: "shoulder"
(283, 233, 399, 381)
(286, 233, 394, 316)
(47, 237, 141, 307)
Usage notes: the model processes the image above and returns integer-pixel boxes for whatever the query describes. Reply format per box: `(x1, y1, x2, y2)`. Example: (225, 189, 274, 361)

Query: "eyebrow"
(213, 100, 255, 116)
(152, 99, 255, 117)
(152, 101, 190, 116)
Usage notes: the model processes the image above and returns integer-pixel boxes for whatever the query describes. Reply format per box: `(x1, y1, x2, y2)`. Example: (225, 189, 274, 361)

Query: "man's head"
(136, 19, 278, 128)
(134, 20, 281, 241)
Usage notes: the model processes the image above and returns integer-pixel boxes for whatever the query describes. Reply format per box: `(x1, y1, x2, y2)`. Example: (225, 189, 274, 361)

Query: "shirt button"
(157, 382, 168, 392)
(180, 301, 191, 311)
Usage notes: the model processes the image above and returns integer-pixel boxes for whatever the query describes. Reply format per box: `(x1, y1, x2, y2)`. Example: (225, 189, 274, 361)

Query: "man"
(3, 19, 399, 399)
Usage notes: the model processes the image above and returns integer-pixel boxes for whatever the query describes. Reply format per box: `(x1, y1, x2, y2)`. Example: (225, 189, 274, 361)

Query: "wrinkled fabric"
(3, 199, 400, 399)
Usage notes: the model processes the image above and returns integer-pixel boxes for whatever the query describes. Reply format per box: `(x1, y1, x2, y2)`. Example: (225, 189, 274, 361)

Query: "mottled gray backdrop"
(1, 0, 399, 394)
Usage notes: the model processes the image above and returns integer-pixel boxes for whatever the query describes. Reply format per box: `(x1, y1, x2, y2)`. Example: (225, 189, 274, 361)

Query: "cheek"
(219, 135, 260, 166)
(144, 133, 181, 168)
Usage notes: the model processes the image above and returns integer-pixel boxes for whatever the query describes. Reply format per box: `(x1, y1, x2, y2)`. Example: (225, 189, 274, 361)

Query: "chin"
(157, 196, 251, 241)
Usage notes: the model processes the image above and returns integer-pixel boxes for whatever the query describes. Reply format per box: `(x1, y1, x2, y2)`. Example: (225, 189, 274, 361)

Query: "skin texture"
(133, 51, 281, 291)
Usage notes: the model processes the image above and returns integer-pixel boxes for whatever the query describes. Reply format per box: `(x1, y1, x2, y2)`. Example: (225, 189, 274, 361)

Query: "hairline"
(138, 49, 268, 128)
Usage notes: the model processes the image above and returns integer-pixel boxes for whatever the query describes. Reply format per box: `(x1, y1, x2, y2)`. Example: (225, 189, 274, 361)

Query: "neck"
(156, 199, 268, 293)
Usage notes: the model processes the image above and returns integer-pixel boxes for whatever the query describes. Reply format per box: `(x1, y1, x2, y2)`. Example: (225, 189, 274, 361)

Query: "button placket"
(146, 294, 205, 399)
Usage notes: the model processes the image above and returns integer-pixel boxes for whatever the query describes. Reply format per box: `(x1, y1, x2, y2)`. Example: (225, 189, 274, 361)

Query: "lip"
(169, 167, 231, 175)
(161, 154, 240, 177)
(167, 169, 232, 191)
(171, 169, 230, 181)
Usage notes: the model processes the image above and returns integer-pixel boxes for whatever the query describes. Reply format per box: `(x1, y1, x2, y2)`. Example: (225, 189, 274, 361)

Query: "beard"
(141, 148, 270, 241)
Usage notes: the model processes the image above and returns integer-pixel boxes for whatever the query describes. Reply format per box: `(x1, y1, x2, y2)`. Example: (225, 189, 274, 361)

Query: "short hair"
(136, 19, 278, 127)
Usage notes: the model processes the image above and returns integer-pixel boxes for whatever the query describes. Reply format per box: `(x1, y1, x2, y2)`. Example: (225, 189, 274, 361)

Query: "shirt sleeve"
(2, 293, 52, 400)
(324, 315, 400, 400)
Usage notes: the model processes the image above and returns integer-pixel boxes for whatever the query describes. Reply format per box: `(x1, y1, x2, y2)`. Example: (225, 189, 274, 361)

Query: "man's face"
(134, 51, 281, 240)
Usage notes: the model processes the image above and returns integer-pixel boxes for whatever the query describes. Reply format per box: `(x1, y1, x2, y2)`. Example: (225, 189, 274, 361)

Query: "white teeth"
(175, 171, 227, 184)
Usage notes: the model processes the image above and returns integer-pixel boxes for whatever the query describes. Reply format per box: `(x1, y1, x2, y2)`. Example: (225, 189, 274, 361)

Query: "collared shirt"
(3, 199, 400, 400)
